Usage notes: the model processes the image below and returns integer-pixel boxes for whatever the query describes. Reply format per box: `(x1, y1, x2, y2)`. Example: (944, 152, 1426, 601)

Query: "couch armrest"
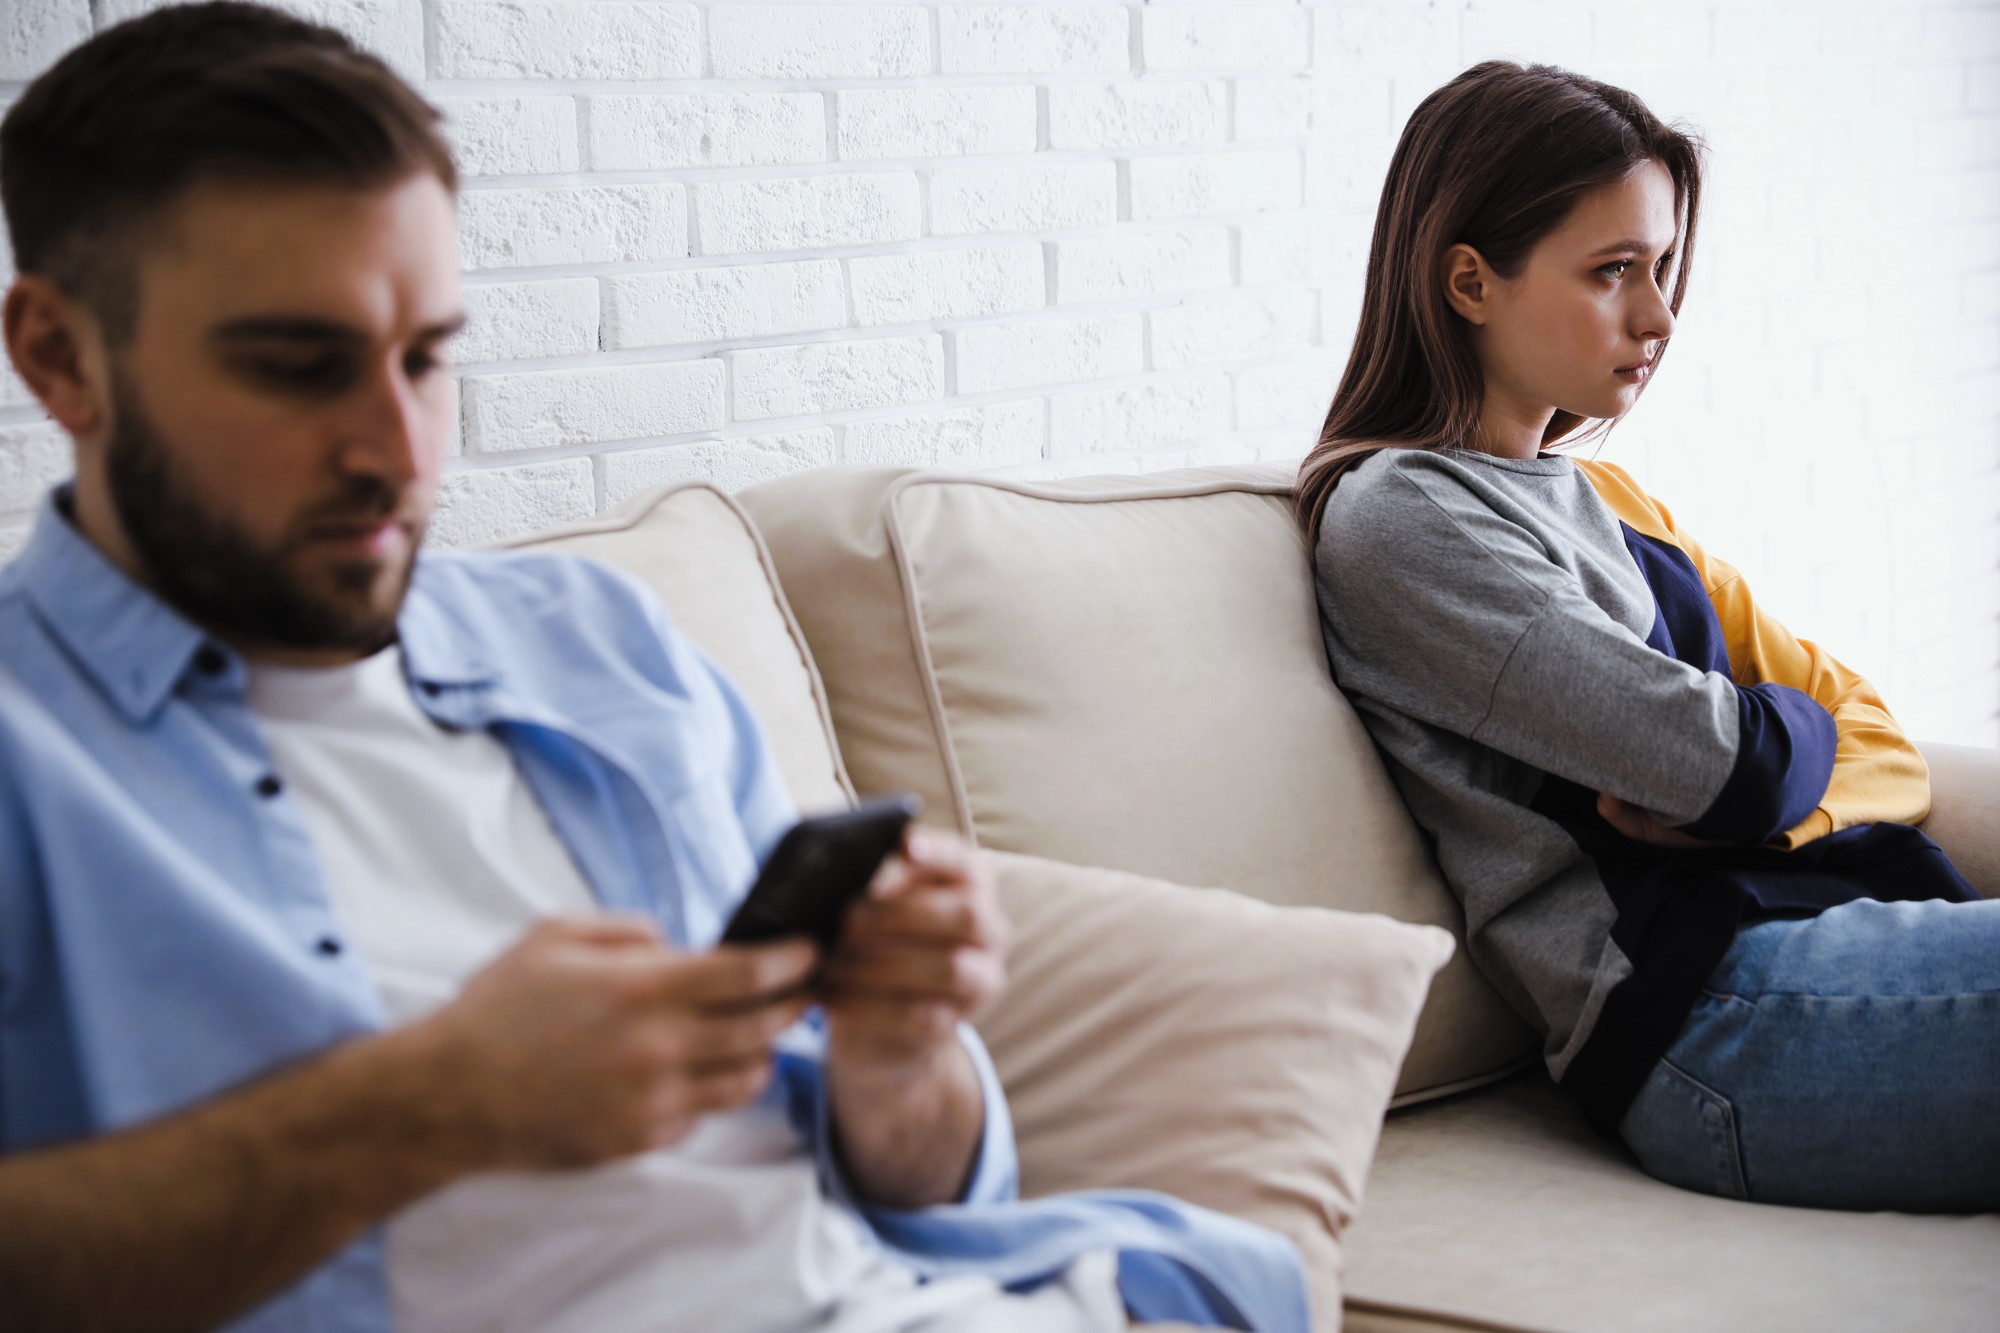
(1916, 742, 2000, 898)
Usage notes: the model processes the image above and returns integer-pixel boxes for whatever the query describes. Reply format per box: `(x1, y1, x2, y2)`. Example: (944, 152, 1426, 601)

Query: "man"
(0, 6, 1307, 1331)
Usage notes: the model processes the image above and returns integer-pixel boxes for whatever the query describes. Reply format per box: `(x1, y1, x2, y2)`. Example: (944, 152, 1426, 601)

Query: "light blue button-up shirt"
(0, 491, 1308, 1333)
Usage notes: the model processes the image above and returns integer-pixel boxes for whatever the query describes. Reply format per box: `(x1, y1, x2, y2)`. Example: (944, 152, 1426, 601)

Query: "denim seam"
(1657, 1055, 1749, 1200)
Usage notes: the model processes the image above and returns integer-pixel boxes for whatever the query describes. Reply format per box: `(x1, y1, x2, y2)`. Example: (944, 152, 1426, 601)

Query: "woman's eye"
(1599, 260, 1632, 280)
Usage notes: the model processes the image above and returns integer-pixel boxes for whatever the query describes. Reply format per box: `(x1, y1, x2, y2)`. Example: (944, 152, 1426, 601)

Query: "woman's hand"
(1596, 792, 1724, 849)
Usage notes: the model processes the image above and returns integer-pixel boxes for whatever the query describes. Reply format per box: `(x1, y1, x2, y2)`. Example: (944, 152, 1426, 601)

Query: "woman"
(1301, 61, 1996, 1212)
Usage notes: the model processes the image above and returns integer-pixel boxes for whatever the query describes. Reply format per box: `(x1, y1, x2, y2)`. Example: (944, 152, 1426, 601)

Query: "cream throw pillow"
(974, 850, 1456, 1333)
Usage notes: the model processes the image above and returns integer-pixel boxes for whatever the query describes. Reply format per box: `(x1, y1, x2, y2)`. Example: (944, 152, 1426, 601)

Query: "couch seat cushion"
(1344, 1072, 2000, 1333)
(740, 463, 1537, 1103)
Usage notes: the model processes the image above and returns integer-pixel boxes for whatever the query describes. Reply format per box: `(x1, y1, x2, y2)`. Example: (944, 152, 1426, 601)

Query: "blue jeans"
(1617, 896, 2000, 1212)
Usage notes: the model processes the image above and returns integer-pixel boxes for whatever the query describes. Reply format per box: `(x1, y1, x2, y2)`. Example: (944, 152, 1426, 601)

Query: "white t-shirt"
(247, 646, 1123, 1333)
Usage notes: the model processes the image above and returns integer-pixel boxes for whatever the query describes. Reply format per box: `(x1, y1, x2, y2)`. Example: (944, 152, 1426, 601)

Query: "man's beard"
(104, 375, 423, 657)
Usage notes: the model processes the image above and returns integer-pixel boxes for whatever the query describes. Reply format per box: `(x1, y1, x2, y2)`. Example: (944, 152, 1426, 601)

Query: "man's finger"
(846, 887, 991, 946)
(674, 994, 812, 1065)
(819, 944, 998, 1003)
(662, 939, 819, 1007)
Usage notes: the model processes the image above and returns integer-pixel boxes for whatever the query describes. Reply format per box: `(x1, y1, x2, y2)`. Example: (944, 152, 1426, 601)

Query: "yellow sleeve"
(1579, 461, 1929, 848)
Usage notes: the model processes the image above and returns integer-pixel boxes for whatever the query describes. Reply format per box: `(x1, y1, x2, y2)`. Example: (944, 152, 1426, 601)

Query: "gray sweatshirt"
(1312, 446, 1856, 1128)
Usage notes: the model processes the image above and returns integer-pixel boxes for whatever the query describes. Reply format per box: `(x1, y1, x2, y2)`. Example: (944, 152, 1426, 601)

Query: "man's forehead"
(141, 173, 461, 333)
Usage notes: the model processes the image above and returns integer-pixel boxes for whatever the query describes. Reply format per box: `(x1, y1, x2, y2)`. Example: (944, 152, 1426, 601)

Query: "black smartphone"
(719, 794, 922, 950)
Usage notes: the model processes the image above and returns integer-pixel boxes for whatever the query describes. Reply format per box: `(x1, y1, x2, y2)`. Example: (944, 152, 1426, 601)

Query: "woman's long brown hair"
(1295, 62, 1707, 542)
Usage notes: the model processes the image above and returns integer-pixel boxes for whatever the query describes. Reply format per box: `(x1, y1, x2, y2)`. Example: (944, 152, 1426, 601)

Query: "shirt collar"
(396, 567, 502, 694)
(14, 487, 210, 724)
(13, 486, 501, 722)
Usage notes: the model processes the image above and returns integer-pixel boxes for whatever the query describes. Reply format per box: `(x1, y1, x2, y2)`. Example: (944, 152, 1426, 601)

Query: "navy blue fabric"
(1617, 526, 1837, 845)
(1679, 683, 1838, 845)
(1546, 524, 1977, 1134)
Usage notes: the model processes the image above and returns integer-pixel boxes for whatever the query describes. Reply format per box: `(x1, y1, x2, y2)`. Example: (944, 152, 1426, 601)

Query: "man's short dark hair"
(0, 0, 457, 342)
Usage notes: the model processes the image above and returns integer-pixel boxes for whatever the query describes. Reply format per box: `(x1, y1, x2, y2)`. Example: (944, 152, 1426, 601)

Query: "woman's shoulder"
(1319, 445, 1508, 534)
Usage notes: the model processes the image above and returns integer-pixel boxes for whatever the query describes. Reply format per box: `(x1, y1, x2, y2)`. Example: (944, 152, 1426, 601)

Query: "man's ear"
(4, 274, 111, 441)
(1440, 243, 1496, 326)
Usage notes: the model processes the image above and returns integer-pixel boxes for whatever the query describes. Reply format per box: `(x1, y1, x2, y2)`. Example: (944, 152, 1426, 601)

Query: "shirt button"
(315, 937, 343, 957)
(194, 646, 228, 676)
(255, 774, 284, 799)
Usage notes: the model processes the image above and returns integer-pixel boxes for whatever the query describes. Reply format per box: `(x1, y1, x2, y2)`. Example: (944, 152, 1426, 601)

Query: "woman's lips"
(1614, 363, 1651, 383)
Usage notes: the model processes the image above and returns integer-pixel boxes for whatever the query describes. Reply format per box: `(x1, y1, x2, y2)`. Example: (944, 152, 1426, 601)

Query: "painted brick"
(1312, 5, 1460, 73)
(954, 313, 1144, 394)
(603, 260, 845, 350)
(1462, 4, 1598, 70)
(6, 0, 93, 81)
(456, 278, 600, 365)
(587, 94, 823, 172)
(1048, 82, 1229, 151)
(849, 244, 1046, 326)
(441, 98, 579, 179)
(709, 6, 928, 80)
(1142, 7, 1309, 72)
(836, 87, 1038, 161)
(1049, 374, 1232, 456)
(929, 161, 1118, 236)
(938, 6, 1130, 76)
(0, 519, 30, 567)
(1237, 214, 1317, 285)
(428, 458, 595, 548)
(1150, 291, 1317, 371)
(460, 360, 724, 452)
(1130, 149, 1303, 220)
(432, 1, 700, 80)
(1919, 116, 2000, 170)
(1235, 357, 1335, 433)
(1, 339, 37, 407)
(695, 175, 921, 257)
(1236, 78, 1315, 141)
(603, 430, 836, 504)
(1054, 226, 1233, 304)
(459, 185, 688, 270)
(97, 0, 423, 81)
(0, 421, 68, 514)
(731, 336, 944, 420)
(844, 399, 1046, 469)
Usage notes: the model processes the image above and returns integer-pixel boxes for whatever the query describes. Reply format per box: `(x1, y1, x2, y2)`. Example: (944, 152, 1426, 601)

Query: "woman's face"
(1458, 159, 1681, 429)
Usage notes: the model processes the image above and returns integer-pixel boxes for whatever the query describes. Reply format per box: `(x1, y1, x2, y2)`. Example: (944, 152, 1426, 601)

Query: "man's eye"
(248, 356, 352, 390)
(405, 350, 443, 379)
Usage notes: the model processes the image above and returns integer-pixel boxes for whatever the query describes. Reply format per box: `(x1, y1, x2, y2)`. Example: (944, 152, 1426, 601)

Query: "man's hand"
(817, 830, 1009, 1208)
(1596, 792, 1723, 850)
(412, 914, 817, 1172)
(0, 911, 816, 1333)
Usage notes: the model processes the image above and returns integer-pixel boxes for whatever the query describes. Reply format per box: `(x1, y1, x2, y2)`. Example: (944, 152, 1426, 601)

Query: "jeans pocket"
(1617, 1057, 1749, 1201)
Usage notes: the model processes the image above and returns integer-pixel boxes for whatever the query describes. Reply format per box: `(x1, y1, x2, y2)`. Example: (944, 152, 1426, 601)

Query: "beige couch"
(516, 460, 2000, 1332)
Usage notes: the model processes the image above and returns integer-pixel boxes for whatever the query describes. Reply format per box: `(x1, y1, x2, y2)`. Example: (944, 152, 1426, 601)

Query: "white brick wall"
(1, 0, 1996, 745)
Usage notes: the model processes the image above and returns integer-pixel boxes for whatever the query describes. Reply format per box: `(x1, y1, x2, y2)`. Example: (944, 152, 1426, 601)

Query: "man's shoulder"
(413, 547, 668, 634)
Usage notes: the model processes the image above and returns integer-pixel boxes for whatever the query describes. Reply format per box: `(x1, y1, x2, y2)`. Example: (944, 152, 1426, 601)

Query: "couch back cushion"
(503, 481, 853, 814)
(739, 464, 1537, 1101)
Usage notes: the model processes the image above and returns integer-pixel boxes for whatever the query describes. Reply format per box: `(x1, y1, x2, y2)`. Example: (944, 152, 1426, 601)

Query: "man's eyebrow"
(1586, 238, 1677, 260)
(210, 313, 468, 344)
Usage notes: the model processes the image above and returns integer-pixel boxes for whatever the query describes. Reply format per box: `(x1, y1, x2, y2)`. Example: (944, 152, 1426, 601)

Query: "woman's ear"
(1440, 243, 1495, 325)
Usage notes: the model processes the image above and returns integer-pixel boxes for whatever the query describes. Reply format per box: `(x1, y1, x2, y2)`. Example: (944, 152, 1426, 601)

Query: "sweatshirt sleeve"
(1582, 462, 1929, 848)
(1317, 457, 1830, 836)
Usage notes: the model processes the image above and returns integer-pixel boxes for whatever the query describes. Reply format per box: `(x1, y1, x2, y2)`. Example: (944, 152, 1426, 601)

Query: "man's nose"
(336, 361, 430, 483)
